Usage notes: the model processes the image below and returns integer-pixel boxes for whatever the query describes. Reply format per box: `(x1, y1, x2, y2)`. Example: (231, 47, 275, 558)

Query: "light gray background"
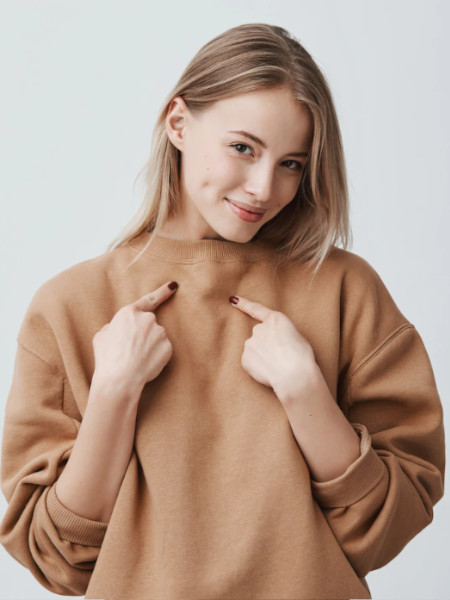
(1, 1, 449, 599)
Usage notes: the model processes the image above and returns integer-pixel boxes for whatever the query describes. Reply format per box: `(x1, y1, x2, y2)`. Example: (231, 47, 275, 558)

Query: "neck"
(128, 228, 274, 263)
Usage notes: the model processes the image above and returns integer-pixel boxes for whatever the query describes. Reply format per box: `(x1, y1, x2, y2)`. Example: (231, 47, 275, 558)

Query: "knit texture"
(0, 229, 445, 600)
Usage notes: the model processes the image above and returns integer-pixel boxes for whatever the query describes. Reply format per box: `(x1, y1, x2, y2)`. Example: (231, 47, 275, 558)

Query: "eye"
(283, 159, 303, 172)
(230, 143, 253, 155)
(230, 144, 303, 171)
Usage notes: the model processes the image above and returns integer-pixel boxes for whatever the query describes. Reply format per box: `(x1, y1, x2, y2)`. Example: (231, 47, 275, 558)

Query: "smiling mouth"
(224, 198, 266, 223)
(225, 198, 266, 214)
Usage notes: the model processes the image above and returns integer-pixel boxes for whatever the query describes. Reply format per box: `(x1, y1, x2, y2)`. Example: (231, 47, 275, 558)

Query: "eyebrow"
(227, 130, 309, 157)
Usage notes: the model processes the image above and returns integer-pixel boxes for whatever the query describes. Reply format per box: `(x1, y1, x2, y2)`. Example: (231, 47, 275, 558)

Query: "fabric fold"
(46, 484, 108, 547)
(310, 423, 386, 508)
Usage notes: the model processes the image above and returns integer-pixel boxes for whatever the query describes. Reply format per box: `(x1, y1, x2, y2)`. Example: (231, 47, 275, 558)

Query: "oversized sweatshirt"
(0, 228, 445, 600)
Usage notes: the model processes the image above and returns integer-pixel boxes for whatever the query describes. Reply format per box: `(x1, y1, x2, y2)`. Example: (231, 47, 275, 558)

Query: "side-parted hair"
(105, 22, 352, 278)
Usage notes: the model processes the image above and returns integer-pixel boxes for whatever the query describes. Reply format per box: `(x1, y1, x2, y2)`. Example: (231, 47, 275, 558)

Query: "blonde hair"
(106, 22, 352, 278)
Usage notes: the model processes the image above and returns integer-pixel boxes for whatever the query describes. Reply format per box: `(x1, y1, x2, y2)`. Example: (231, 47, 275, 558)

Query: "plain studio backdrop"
(0, 1, 449, 599)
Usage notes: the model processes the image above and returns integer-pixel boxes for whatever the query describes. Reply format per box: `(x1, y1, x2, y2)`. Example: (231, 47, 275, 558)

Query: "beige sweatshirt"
(0, 229, 445, 600)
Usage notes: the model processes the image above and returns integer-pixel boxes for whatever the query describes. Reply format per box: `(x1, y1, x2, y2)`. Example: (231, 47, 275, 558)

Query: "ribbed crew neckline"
(128, 229, 275, 262)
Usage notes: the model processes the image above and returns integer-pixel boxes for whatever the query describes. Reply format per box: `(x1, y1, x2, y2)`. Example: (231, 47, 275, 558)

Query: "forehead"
(199, 88, 313, 147)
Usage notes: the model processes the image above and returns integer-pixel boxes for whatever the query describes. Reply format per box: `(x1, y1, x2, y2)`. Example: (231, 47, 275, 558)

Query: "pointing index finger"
(229, 295, 272, 322)
(133, 281, 179, 312)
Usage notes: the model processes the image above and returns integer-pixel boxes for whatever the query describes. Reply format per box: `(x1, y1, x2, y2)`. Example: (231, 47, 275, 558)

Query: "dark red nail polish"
(168, 281, 178, 290)
(229, 296, 239, 305)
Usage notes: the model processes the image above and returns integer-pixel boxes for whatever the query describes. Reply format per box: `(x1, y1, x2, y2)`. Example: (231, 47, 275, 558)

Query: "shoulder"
(323, 246, 384, 283)
(322, 246, 412, 374)
(319, 246, 405, 309)
(28, 243, 133, 311)
(327, 244, 409, 316)
(16, 244, 133, 366)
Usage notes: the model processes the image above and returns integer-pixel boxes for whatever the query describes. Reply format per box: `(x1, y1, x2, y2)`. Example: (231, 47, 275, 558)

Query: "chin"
(215, 226, 259, 243)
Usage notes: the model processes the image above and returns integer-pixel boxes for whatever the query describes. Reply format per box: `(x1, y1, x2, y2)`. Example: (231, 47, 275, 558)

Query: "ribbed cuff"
(310, 423, 386, 508)
(46, 484, 109, 547)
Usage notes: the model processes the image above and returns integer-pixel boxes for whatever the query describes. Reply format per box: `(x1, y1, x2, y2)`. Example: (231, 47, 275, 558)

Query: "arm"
(0, 343, 141, 596)
(275, 362, 362, 482)
(284, 324, 445, 578)
(56, 372, 141, 523)
(0, 277, 176, 595)
(231, 252, 445, 579)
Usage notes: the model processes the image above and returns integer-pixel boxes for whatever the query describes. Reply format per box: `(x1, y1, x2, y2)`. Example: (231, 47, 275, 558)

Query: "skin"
(161, 86, 312, 242)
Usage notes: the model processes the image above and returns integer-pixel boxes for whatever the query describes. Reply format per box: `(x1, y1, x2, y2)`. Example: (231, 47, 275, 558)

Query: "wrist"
(90, 372, 144, 409)
(274, 360, 323, 407)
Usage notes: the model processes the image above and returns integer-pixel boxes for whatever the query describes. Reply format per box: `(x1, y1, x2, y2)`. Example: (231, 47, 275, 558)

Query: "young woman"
(0, 23, 445, 600)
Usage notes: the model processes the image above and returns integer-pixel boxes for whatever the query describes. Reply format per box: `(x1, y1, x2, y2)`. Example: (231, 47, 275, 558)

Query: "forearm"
(275, 363, 361, 482)
(55, 375, 142, 522)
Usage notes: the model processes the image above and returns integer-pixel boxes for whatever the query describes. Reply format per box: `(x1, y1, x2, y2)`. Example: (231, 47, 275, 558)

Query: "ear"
(165, 96, 189, 152)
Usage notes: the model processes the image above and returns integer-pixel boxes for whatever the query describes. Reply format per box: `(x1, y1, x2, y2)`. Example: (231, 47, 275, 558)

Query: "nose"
(243, 161, 274, 204)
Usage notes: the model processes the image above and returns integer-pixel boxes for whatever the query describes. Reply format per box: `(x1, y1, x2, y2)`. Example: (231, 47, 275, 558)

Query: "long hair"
(105, 23, 352, 278)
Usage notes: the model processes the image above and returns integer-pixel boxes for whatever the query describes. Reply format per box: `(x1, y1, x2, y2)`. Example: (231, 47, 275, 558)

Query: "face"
(162, 86, 313, 241)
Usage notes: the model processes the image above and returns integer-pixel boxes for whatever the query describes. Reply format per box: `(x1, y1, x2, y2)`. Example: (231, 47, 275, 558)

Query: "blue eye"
(230, 143, 303, 171)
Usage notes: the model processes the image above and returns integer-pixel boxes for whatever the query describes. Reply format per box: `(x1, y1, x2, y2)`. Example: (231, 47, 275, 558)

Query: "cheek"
(274, 192, 296, 212)
(200, 153, 240, 188)
(278, 179, 302, 207)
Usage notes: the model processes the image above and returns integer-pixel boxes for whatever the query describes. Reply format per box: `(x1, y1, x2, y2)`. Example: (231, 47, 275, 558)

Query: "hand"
(91, 281, 179, 401)
(229, 295, 317, 400)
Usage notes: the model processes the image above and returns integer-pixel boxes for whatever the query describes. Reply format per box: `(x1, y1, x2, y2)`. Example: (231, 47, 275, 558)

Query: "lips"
(225, 198, 266, 214)
(225, 198, 266, 223)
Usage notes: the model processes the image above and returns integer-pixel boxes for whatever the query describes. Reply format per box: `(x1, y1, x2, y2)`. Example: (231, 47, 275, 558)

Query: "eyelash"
(229, 143, 303, 172)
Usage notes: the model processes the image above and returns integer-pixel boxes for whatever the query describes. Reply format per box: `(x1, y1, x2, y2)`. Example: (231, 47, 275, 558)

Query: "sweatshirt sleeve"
(0, 297, 108, 595)
(310, 321, 445, 578)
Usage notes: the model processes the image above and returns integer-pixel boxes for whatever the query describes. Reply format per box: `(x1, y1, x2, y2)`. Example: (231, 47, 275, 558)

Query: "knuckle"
(122, 304, 136, 315)
(165, 340, 173, 357)
(137, 306, 155, 321)
(146, 311, 157, 323)
(93, 326, 103, 338)
(156, 324, 167, 338)
(269, 311, 283, 323)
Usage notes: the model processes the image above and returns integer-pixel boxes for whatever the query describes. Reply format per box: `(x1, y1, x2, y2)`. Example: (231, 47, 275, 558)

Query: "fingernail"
(229, 296, 239, 305)
(168, 281, 178, 290)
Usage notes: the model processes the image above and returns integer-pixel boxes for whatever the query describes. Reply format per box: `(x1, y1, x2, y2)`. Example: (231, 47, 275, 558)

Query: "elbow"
(36, 569, 92, 597)
(0, 530, 93, 597)
(0, 504, 96, 597)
